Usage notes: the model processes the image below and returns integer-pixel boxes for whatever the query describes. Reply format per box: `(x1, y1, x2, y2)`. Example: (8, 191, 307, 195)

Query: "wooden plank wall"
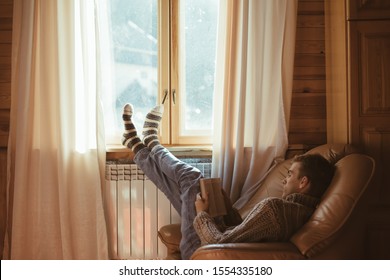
(0, 0, 327, 259)
(290, 0, 326, 146)
(0, 0, 13, 259)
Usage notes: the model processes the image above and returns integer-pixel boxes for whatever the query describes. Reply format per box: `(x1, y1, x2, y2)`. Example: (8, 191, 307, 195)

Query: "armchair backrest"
(239, 144, 375, 258)
(239, 144, 360, 218)
(291, 153, 375, 257)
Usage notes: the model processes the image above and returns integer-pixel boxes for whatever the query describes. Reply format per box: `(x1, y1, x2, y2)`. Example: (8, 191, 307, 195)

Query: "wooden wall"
(0, 0, 13, 259)
(0, 0, 327, 259)
(290, 0, 326, 146)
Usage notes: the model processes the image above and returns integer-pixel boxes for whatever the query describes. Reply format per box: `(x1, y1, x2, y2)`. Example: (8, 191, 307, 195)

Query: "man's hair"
(292, 154, 335, 197)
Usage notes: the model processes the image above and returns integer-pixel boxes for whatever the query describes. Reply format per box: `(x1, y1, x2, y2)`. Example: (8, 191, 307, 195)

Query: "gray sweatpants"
(134, 145, 202, 259)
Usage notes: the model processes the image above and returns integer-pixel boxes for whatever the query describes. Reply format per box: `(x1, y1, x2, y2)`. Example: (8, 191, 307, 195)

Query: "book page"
(199, 178, 227, 217)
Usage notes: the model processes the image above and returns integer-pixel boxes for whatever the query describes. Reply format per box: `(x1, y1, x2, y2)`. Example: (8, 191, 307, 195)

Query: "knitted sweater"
(193, 193, 319, 245)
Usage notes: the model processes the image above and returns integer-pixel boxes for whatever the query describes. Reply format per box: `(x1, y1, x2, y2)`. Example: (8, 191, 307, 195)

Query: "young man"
(122, 103, 335, 260)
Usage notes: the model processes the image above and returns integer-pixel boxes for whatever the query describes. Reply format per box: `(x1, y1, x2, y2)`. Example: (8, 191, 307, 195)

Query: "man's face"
(282, 162, 303, 199)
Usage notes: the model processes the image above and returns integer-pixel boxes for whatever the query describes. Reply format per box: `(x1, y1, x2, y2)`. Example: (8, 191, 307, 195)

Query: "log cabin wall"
(0, 0, 13, 259)
(0, 0, 327, 258)
(290, 0, 327, 146)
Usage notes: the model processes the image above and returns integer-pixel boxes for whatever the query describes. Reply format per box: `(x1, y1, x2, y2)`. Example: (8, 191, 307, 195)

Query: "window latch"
(172, 89, 176, 105)
(162, 89, 176, 105)
(162, 89, 168, 104)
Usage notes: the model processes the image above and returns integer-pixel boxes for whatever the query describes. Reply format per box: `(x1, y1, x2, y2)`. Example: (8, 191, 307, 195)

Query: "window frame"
(168, 0, 213, 145)
(106, 0, 215, 148)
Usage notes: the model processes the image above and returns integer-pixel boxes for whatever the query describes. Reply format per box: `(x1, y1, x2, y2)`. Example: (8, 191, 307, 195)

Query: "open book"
(199, 178, 227, 217)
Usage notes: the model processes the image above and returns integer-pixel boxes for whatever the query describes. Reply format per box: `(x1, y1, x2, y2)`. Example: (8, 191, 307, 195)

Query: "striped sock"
(122, 103, 146, 154)
(142, 105, 164, 149)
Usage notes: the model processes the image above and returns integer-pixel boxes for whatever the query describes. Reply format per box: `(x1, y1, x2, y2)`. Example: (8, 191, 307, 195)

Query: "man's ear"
(299, 176, 310, 190)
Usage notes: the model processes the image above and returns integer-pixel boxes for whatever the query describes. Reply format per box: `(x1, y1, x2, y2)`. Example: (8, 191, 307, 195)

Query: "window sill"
(106, 144, 213, 161)
(105, 143, 310, 161)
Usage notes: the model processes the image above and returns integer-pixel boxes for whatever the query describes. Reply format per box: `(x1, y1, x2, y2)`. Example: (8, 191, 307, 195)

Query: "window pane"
(107, 0, 158, 141)
(104, 0, 218, 144)
(180, 0, 218, 135)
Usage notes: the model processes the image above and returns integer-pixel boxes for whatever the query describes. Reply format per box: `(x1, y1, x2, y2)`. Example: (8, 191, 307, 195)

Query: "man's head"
(282, 154, 335, 199)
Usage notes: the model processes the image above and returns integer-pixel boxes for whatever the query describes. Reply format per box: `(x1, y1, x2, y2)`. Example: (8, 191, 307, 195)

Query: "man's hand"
(195, 192, 209, 214)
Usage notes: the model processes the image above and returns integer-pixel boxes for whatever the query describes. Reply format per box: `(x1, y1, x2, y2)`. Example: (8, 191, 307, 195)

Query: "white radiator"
(105, 161, 211, 260)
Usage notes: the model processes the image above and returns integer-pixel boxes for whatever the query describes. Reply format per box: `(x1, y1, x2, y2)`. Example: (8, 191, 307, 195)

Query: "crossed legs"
(121, 103, 202, 259)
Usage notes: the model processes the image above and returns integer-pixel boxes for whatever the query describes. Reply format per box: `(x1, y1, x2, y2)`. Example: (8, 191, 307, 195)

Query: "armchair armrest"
(159, 224, 305, 260)
(158, 223, 182, 259)
(191, 243, 305, 260)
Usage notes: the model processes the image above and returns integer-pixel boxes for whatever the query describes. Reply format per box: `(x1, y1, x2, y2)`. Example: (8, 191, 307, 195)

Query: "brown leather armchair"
(158, 144, 375, 260)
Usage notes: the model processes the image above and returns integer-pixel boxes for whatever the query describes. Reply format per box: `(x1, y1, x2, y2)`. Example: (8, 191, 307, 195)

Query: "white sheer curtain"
(212, 0, 297, 208)
(4, 0, 109, 259)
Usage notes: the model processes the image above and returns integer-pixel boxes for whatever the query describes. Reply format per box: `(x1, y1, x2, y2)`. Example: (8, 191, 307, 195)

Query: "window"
(103, 0, 218, 146)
